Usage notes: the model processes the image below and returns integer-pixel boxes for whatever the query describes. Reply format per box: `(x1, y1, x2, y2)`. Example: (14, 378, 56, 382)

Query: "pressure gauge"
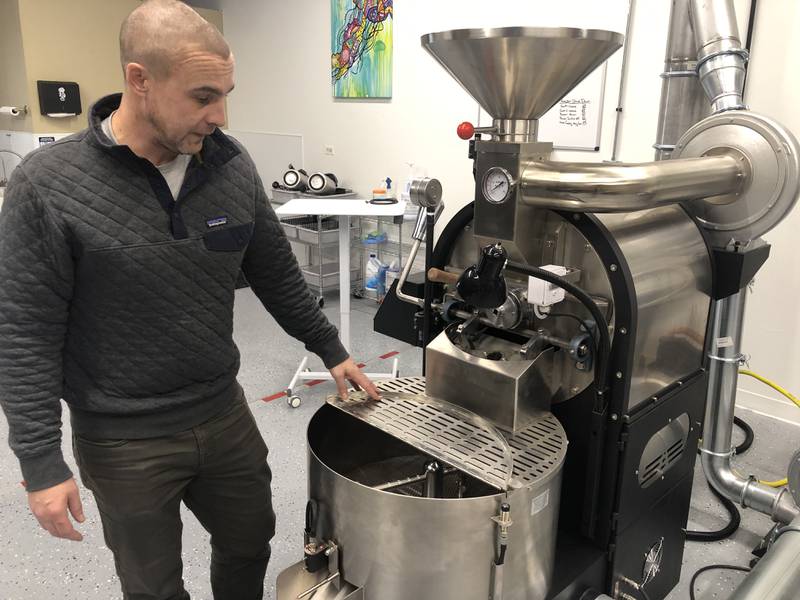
(482, 167, 515, 204)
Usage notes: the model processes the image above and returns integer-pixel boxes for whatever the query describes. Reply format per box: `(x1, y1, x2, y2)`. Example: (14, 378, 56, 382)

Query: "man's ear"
(125, 62, 152, 96)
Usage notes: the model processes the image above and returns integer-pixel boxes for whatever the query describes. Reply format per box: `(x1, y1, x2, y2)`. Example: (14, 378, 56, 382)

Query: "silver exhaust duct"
(654, 0, 710, 159)
(690, 0, 749, 113)
(700, 291, 800, 525)
(520, 154, 743, 212)
(728, 516, 800, 600)
(492, 2, 757, 214)
(687, 0, 800, 526)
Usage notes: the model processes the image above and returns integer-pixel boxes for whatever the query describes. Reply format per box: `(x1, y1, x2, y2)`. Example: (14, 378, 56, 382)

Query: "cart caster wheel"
(287, 395, 302, 408)
(352, 288, 364, 299)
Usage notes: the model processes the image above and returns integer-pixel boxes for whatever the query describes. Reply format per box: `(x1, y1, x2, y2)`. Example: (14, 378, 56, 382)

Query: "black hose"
(685, 415, 754, 542)
(505, 261, 611, 398)
(689, 564, 750, 600)
(685, 482, 742, 542)
(744, 0, 758, 53)
(430, 202, 474, 269)
(734, 415, 754, 454)
(741, 0, 758, 98)
(422, 209, 435, 374)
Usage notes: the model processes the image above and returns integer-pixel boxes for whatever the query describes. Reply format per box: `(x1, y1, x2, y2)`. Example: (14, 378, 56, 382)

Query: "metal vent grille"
(379, 378, 426, 395)
(641, 438, 686, 488)
(506, 417, 567, 486)
(327, 377, 567, 490)
(638, 413, 690, 489)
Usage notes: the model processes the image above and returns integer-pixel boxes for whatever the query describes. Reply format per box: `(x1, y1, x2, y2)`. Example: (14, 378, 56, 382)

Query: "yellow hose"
(739, 369, 800, 409)
(760, 478, 789, 487)
(737, 369, 800, 488)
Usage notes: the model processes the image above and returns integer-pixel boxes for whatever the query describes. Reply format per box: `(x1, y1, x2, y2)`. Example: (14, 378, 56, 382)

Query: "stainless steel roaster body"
(305, 403, 565, 600)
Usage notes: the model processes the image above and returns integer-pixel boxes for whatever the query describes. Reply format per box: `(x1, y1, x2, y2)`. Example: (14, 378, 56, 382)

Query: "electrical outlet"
(324, 144, 335, 156)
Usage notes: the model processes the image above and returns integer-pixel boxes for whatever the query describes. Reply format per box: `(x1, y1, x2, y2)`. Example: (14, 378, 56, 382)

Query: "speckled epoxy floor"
(0, 287, 797, 599)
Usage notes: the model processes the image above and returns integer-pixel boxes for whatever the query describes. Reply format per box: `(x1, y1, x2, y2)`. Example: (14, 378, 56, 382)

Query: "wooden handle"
(427, 268, 460, 285)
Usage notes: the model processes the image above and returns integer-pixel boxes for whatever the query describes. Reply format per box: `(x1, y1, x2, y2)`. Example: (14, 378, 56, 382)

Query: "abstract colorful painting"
(331, 0, 393, 98)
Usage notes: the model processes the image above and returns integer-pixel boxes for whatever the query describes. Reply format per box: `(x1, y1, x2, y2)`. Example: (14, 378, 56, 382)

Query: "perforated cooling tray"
(327, 377, 567, 491)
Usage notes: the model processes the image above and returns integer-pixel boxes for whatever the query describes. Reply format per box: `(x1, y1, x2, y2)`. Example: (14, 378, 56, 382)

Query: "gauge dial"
(482, 167, 515, 204)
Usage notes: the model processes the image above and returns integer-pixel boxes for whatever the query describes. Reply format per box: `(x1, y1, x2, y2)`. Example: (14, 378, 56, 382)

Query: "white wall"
(734, 0, 800, 425)
(219, 0, 633, 226)
(218, 0, 800, 424)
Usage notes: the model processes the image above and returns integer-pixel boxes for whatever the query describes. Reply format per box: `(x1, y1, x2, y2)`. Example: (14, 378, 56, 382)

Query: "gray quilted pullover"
(0, 94, 348, 492)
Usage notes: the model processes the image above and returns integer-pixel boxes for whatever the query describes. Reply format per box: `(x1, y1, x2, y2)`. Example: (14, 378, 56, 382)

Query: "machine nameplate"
(531, 489, 550, 515)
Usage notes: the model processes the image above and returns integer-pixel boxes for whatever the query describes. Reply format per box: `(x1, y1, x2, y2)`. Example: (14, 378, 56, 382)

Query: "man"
(0, 1, 378, 599)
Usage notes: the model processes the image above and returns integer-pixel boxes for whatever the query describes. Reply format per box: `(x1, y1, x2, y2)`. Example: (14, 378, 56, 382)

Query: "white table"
(276, 198, 406, 405)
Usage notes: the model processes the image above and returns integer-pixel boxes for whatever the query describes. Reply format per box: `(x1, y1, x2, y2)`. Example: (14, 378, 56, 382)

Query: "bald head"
(120, 0, 230, 79)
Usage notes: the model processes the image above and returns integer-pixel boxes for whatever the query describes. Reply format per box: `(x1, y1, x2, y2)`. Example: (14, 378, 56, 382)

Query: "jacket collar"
(87, 93, 240, 168)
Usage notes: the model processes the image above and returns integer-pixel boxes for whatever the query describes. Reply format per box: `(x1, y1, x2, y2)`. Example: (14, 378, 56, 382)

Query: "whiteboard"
(537, 63, 608, 151)
(223, 129, 304, 189)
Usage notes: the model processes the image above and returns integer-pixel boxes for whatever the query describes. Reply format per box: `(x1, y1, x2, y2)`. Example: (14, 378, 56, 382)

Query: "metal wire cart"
(272, 190, 363, 306)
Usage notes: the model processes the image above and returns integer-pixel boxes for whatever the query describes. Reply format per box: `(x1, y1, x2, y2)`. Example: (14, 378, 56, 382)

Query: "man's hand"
(27, 478, 85, 542)
(330, 357, 380, 400)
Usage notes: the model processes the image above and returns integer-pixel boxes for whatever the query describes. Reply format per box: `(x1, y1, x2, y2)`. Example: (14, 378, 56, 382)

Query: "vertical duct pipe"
(654, 0, 710, 160)
(700, 292, 799, 524)
(690, 0, 749, 113)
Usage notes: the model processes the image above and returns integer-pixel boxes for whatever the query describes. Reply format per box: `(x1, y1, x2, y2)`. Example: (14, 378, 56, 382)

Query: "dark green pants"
(73, 394, 276, 600)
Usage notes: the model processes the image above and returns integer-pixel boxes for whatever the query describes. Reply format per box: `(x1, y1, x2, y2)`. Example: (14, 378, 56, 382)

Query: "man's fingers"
(333, 372, 349, 399)
(349, 370, 381, 399)
(329, 358, 381, 400)
(37, 514, 82, 542)
(52, 517, 83, 542)
(363, 378, 381, 400)
(67, 489, 85, 523)
(28, 478, 85, 541)
(38, 518, 59, 538)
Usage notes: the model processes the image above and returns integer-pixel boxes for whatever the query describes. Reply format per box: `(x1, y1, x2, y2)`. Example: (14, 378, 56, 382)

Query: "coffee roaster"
(277, 3, 800, 599)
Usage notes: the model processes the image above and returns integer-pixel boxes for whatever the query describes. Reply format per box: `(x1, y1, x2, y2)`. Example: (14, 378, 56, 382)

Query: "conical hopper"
(421, 27, 624, 121)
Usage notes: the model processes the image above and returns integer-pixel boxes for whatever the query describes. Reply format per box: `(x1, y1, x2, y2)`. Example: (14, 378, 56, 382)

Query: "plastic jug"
(365, 253, 384, 291)
(377, 263, 389, 299)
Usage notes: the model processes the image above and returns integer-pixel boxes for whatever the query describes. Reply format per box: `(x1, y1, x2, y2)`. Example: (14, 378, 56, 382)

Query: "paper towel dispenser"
(37, 81, 81, 117)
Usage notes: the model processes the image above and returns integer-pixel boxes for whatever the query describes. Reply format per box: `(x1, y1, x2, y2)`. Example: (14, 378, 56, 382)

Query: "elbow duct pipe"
(520, 154, 743, 212)
(700, 291, 800, 525)
(690, 0, 748, 113)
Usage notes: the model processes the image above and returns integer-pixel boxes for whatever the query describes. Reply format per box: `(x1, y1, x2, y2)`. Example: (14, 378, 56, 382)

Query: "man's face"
(143, 50, 235, 156)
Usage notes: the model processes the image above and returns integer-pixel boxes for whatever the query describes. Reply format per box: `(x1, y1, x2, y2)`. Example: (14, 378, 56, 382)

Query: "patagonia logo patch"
(206, 216, 228, 228)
